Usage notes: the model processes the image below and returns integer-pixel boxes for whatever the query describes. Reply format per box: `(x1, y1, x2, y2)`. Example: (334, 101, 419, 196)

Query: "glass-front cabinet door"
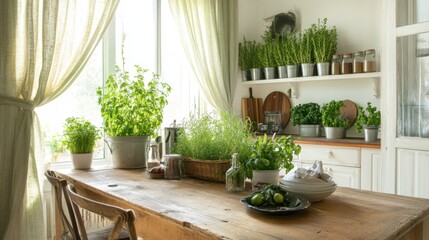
(391, 0, 429, 198)
(396, 0, 429, 138)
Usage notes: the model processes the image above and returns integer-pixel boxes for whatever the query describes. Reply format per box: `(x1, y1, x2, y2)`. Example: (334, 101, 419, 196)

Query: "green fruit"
(273, 193, 284, 204)
(250, 193, 264, 206)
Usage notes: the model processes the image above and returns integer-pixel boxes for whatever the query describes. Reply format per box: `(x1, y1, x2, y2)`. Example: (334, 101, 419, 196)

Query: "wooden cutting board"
(241, 88, 263, 129)
(340, 99, 358, 128)
(262, 91, 291, 128)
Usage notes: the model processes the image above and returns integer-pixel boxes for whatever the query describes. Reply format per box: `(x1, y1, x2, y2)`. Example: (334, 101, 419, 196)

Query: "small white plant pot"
(251, 169, 280, 190)
(71, 153, 93, 170)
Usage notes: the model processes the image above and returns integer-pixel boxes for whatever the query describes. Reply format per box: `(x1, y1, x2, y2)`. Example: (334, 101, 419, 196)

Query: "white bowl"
(279, 184, 336, 202)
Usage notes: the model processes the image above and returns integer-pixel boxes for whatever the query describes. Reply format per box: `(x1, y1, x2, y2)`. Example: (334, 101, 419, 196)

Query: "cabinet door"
(299, 144, 360, 167)
(361, 149, 382, 192)
(397, 149, 429, 198)
(301, 163, 361, 189)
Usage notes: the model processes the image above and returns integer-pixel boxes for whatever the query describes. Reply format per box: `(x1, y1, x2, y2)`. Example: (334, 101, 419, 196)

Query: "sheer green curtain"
(168, 0, 238, 111)
(0, 0, 118, 239)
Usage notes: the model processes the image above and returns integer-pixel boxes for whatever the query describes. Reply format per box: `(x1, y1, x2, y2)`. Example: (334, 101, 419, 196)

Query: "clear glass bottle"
(147, 144, 160, 170)
(331, 54, 341, 75)
(353, 51, 364, 73)
(341, 53, 353, 74)
(225, 153, 245, 192)
(364, 49, 376, 72)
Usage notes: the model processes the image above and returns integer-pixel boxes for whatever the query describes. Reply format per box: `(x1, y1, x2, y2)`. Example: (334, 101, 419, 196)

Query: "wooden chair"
(45, 170, 138, 240)
(45, 170, 81, 240)
(66, 184, 138, 240)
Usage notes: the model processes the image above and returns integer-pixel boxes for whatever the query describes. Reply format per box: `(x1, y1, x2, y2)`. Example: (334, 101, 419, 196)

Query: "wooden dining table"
(54, 166, 429, 240)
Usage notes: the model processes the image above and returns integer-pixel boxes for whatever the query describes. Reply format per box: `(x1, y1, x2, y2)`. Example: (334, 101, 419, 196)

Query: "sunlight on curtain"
(0, 1, 118, 239)
(168, 0, 238, 111)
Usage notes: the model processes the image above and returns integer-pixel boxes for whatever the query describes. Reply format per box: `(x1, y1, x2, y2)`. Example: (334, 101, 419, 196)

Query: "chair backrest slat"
(66, 184, 138, 240)
(44, 170, 81, 240)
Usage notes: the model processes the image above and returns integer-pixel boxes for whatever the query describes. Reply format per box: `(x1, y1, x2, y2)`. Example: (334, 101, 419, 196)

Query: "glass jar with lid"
(364, 49, 376, 72)
(147, 144, 160, 170)
(353, 51, 364, 73)
(331, 54, 341, 75)
(341, 53, 353, 74)
(225, 153, 245, 192)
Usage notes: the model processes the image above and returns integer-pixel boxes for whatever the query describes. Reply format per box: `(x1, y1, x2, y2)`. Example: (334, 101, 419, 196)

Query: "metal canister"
(164, 154, 181, 180)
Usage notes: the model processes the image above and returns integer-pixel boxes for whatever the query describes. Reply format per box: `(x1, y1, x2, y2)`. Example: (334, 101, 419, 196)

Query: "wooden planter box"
(182, 157, 231, 183)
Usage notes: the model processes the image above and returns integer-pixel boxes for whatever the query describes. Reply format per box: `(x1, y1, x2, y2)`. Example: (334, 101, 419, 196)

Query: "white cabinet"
(296, 143, 380, 190)
(396, 149, 429, 199)
(301, 162, 361, 189)
(361, 149, 382, 192)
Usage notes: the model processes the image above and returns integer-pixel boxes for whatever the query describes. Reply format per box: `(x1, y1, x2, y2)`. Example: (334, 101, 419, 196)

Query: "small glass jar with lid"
(364, 49, 376, 72)
(225, 153, 245, 192)
(331, 54, 341, 75)
(353, 51, 364, 73)
(341, 53, 353, 74)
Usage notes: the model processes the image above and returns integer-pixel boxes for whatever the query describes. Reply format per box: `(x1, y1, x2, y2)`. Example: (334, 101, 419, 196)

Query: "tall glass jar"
(331, 54, 341, 75)
(353, 51, 364, 73)
(341, 53, 353, 74)
(147, 144, 160, 170)
(225, 153, 245, 192)
(364, 49, 376, 72)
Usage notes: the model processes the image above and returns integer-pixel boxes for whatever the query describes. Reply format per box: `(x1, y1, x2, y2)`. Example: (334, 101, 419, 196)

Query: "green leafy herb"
(244, 135, 301, 179)
(96, 34, 171, 137)
(172, 110, 254, 164)
(62, 117, 101, 154)
(355, 102, 381, 132)
(311, 18, 337, 63)
(321, 100, 350, 128)
(291, 102, 322, 125)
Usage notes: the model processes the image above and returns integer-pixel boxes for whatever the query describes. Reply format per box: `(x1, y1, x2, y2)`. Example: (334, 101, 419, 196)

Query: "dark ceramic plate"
(240, 193, 311, 215)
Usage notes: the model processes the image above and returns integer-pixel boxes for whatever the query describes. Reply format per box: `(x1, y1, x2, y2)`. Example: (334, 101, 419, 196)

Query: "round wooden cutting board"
(340, 99, 358, 128)
(262, 91, 291, 128)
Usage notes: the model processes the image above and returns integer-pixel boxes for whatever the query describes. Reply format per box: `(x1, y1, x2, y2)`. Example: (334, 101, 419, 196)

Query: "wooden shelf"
(242, 72, 381, 85)
(243, 72, 381, 98)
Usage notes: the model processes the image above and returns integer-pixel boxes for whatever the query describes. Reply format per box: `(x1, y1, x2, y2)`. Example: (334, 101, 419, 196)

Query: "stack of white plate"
(279, 178, 337, 202)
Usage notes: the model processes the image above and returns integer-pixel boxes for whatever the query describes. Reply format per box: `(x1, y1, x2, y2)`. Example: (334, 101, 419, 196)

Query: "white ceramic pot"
(71, 153, 93, 170)
(251, 169, 280, 190)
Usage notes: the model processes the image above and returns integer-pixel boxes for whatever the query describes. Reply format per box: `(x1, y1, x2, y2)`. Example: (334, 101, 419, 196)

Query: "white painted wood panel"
(299, 144, 361, 167)
(361, 149, 382, 192)
(397, 149, 429, 198)
(302, 162, 361, 189)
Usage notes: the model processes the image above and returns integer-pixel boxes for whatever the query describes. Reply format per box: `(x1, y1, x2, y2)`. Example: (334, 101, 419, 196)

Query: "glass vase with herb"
(225, 153, 245, 192)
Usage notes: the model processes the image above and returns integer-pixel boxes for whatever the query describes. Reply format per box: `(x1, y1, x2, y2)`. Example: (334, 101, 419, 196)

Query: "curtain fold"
(168, 0, 238, 111)
(0, 0, 119, 239)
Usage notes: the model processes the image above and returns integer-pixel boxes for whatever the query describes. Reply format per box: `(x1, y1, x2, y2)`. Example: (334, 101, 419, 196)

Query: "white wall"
(233, 0, 381, 137)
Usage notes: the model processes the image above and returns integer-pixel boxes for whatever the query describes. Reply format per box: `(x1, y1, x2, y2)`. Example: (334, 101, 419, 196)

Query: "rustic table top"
(55, 166, 429, 240)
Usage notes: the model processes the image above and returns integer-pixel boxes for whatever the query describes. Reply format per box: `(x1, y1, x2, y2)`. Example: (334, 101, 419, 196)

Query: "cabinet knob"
(328, 151, 334, 158)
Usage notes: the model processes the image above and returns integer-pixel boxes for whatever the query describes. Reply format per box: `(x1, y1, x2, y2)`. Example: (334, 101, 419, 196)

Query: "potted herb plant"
(355, 102, 381, 142)
(321, 100, 350, 139)
(284, 32, 300, 78)
(238, 37, 253, 81)
(298, 28, 315, 77)
(173, 110, 253, 183)
(291, 102, 322, 137)
(97, 40, 171, 168)
(244, 135, 301, 189)
(62, 117, 101, 169)
(258, 41, 276, 80)
(273, 36, 287, 78)
(311, 18, 337, 76)
(246, 40, 262, 80)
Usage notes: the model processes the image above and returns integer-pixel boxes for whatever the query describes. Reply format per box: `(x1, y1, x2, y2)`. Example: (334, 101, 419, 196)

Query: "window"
(37, 1, 210, 163)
